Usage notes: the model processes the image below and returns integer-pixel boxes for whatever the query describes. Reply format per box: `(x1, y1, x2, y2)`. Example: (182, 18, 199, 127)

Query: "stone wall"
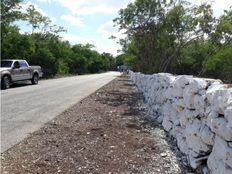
(129, 71, 232, 174)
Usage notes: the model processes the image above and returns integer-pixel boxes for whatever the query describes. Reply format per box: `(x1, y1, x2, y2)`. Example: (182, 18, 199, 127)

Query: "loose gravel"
(1, 75, 191, 174)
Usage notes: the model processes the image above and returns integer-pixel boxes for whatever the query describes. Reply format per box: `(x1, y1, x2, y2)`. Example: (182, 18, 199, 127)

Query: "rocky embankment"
(130, 71, 232, 174)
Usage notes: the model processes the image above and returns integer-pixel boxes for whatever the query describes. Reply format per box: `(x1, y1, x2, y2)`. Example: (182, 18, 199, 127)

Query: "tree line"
(114, 0, 232, 83)
(1, 0, 116, 78)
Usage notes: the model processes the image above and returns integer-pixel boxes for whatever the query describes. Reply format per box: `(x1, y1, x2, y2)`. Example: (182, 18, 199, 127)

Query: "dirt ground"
(1, 75, 192, 174)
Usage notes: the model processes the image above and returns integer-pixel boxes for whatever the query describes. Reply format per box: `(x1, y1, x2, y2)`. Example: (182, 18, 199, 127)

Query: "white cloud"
(50, 17, 57, 23)
(37, 0, 52, 3)
(60, 33, 84, 44)
(60, 33, 119, 56)
(83, 37, 120, 56)
(188, 0, 232, 17)
(95, 43, 120, 56)
(98, 20, 126, 40)
(211, 0, 232, 16)
(98, 21, 114, 38)
(60, 15, 84, 27)
(56, 0, 231, 17)
(20, 1, 56, 22)
(20, 1, 47, 16)
(54, 0, 134, 16)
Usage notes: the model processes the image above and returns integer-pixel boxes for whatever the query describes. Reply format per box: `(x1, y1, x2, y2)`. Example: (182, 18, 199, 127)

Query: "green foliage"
(57, 60, 69, 75)
(1, 0, 23, 26)
(69, 54, 88, 74)
(179, 41, 216, 75)
(116, 54, 134, 68)
(204, 46, 232, 82)
(1, 26, 35, 60)
(116, 54, 126, 66)
(114, 0, 232, 82)
(1, 1, 116, 78)
(29, 47, 57, 77)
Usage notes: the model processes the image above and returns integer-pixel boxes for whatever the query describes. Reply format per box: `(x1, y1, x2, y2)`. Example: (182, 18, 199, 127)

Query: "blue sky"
(17, 0, 232, 56)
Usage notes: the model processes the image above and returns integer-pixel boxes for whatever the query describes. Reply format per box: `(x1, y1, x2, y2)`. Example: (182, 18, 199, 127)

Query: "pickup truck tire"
(1, 75, 11, 89)
(31, 74, 39, 85)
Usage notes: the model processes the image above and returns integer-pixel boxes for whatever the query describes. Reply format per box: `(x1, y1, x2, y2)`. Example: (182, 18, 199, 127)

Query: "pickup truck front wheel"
(31, 74, 39, 85)
(1, 75, 11, 89)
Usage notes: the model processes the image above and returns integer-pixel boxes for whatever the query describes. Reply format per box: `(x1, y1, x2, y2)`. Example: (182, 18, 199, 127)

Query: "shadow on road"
(11, 82, 32, 88)
(1, 81, 33, 90)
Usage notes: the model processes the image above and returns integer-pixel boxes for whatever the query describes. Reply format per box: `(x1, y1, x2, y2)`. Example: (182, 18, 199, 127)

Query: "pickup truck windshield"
(1, 61, 13, 68)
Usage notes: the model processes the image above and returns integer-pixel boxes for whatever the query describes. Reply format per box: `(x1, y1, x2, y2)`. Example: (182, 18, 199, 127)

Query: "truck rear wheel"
(1, 75, 11, 89)
(31, 74, 39, 85)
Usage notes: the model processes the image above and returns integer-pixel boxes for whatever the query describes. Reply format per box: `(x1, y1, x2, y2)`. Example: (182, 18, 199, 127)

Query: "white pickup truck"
(1, 60, 43, 89)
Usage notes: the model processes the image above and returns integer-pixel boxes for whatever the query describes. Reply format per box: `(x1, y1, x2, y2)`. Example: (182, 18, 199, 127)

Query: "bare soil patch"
(1, 75, 190, 174)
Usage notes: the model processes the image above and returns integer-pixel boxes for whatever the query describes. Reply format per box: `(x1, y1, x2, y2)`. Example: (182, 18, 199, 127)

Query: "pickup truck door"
(19, 61, 31, 80)
(11, 61, 22, 81)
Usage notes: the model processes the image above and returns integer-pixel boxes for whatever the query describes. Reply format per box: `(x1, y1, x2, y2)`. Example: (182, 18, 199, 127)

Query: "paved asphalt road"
(1, 72, 120, 152)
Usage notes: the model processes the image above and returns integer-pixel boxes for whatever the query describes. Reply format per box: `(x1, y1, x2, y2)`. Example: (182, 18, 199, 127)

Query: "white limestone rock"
(157, 115, 164, 123)
(205, 78, 222, 85)
(188, 154, 200, 169)
(164, 75, 176, 85)
(206, 85, 232, 115)
(188, 151, 208, 169)
(213, 89, 232, 114)
(172, 98, 185, 112)
(169, 125, 182, 138)
(186, 78, 208, 94)
(176, 133, 188, 154)
(183, 89, 195, 109)
(162, 102, 179, 124)
(227, 97, 232, 107)
(162, 116, 173, 131)
(179, 108, 201, 127)
(179, 109, 189, 128)
(208, 115, 232, 141)
(225, 106, 232, 122)
(199, 125, 215, 145)
(206, 83, 225, 103)
(185, 119, 211, 154)
(164, 86, 184, 99)
(194, 94, 206, 115)
(129, 71, 232, 173)
(212, 136, 232, 168)
(207, 152, 232, 174)
(185, 109, 200, 121)
(206, 110, 218, 128)
(173, 75, 193, 88)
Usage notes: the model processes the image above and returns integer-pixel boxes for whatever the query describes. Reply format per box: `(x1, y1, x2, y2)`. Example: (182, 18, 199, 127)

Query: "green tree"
(25, 5, 66, 35)
(100, 52, 116, 71)
(1, 0, 116, 78)
(114, 0, 220, 77)
(29, 47, 57, 77)
(1, 26, 35, 60)
(204, 45, 232, 82)
(1, 0, 23, 26)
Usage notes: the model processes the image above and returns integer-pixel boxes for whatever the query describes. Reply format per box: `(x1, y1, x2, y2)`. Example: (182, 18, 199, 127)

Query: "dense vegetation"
(1, 0, 232, 82)
(1, 0, 116, 77)
(114, 0, 232, 82)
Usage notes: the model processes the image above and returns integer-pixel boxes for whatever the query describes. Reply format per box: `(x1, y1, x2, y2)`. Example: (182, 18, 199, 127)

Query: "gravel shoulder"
(1, 75, 189, 174)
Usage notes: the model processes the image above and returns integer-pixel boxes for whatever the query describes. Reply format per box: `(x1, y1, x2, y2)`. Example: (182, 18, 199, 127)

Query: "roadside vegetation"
(1, 0, 116, 78)
(1, 0, 232, 82)
(114, 0, 232, 83)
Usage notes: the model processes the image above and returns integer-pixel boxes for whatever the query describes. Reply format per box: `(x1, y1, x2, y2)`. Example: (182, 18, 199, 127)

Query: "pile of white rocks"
(129, 71, 232, 174)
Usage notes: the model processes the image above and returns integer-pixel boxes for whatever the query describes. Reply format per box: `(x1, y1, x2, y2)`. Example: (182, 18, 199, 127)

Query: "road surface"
(1, 72, 119, 152)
